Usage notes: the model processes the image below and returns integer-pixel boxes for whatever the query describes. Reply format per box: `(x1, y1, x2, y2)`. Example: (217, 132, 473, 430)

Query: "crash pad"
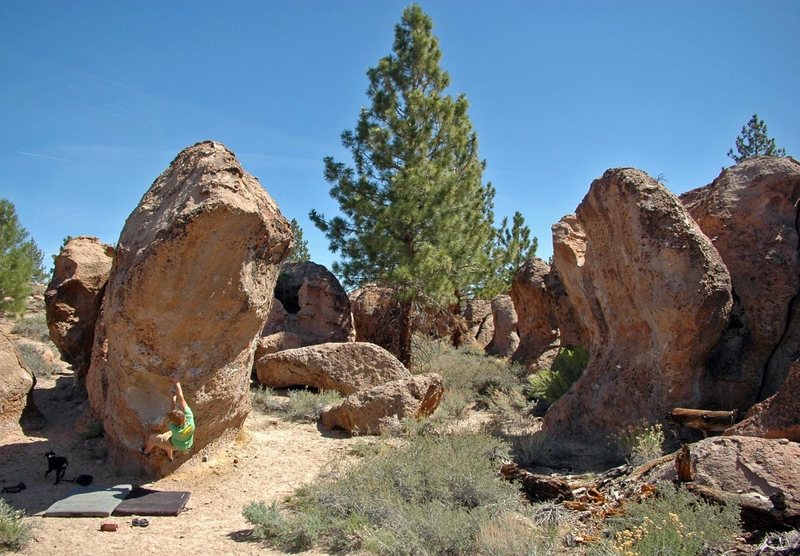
(113, 487, 191, 517)
(43, 484, 132, 517)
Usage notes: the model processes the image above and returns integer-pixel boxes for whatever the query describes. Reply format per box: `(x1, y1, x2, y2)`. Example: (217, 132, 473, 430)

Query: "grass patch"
(10, 313, 50, 342)
(250, 386, 341, 423)
(244, 431, 527, 554)
(590, 482, 741, 556)
(525, 346, 588, 406)
(0, 499, 35, 552)
(614, 422, 665, 467)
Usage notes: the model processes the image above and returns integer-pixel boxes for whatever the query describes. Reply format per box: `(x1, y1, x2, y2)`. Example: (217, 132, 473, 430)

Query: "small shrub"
(14, 342, 57, 378)
(592, 482, 741, 556)
(250, 386, 284, 414)
(475, 511, 556, 556)
(525, 346, 588, 404)
(0, 499, 35, 552)
(10, 314, 49, 342)
(282, 389, 342, 423)
(614, 422, 665, 466)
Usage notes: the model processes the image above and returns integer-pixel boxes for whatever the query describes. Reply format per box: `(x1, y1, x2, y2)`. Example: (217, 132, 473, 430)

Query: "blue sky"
(2, 1, 798, 273)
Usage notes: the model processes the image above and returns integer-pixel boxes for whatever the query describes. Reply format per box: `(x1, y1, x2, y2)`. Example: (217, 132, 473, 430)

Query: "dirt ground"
(1, 368, 367, 556)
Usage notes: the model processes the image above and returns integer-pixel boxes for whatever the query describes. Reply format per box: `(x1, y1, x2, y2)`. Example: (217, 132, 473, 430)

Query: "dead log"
(686, 483, 800, 532)
(667, 407, 739, 437)
(500, 463, 574, 502)
(675, 444, 694, 483)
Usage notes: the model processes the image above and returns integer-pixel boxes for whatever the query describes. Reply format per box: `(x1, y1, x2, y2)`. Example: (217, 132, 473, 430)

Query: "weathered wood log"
(675, 444, 694, 483)
(686, 483, 800, 532)
(667, 407, 739, 437)
(500, 463, 574, 502)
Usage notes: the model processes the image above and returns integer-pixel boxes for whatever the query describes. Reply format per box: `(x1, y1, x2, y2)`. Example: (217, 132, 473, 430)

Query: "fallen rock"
(680, 157, 800, 406)
(725, 360, 800, 442)
(543, 168, 732, 443)
(485, 294, 520, 358)
(255, 342, 411, 394)
(45, 236, 114, 388)
(0, 333, 39, 427)
(319, 373, 443, 435)
(85, 141, 292, 476)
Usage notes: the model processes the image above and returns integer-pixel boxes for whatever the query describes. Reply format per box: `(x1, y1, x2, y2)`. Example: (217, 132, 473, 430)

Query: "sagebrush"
(0, 499, 34, 552)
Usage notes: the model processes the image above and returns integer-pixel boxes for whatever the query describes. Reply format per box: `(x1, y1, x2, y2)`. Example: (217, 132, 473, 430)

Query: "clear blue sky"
(2, 1, 798, 273)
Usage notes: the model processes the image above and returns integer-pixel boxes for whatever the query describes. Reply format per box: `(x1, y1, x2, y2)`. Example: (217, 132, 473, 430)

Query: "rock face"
(485, 294, 520, 358)
(680, 157, 800, 407)
(725, 360, 800, 442)
(255, 342, 410, 395)
(45, 236, 114, 388)
(0, 333, 37, 426)
(319, 373, 444, 435)
(511, 259, 559, 367)
(86, 141, 292, 475)
(462, 299, 494, 349)
(543, 168, 732, 443)
(259, 262, 354, 355)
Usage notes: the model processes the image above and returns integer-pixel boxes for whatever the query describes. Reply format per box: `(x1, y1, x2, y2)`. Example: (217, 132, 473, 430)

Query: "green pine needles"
(727, 114, 786, 162)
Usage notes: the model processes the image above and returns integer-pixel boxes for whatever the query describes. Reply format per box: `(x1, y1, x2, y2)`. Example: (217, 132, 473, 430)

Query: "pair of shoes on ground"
(131, 518, 149, 528)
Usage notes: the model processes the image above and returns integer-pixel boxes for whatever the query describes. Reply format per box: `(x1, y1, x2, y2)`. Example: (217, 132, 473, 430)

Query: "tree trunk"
(398, 299, 414, 368)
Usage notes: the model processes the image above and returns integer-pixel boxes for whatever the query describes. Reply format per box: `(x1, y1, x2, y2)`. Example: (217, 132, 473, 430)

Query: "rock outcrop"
(543, 168, 732, 443)
(319, 373, 444, 435)
(0, 333, 38, 426)
(45, 236, 114, 388)
(724, 360, 800, 442)
(255, 342, 410, 395)
(86, 141, 292, 475)
(258, 262, 354, 355)
(462, 299, 494, 349)
(485, 294, 519, 358)
(511, 258, 560, 367)
(680, 157, 800, 407)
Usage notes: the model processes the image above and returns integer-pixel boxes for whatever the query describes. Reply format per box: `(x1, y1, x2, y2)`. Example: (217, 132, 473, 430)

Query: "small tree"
(311, 5, 497, 365)
(489, 211, 538, 295)
(0, 199, 46, 315)
(286, 219, 311, 263)
(727, 114, 786, 162)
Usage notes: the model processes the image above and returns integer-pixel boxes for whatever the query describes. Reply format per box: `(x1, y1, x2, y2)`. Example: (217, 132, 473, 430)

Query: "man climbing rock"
(142, 377, 195, 462)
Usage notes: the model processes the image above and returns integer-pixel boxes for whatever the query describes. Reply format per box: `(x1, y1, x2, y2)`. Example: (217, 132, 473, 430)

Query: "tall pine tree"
(0, 198, 45, 315)
(727, 114, 786, 162)
(311, 5, 496, 365)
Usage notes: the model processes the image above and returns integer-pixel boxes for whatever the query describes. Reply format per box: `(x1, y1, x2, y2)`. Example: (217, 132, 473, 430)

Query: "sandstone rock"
(45, 236, 114, 388)
(725, 360, 800, 442)
(486, 294, 519, 358)
(511, 258, 560, 367)
(255, 342, 410, 394)
(319, 373, 444, 435)
(462, 299, 494, 349)
(543, 168, 732, 444)
(0, 333, 38, 426)
(86, 141, 292, 475)
(680, 157, 800, 406)
(260, 262, 355, 353)
(549, 216, 591, 349)
(645, 436, 800, 506)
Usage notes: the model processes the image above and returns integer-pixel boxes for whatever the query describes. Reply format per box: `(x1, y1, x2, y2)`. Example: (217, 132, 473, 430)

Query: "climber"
(142, 377, 195, 462)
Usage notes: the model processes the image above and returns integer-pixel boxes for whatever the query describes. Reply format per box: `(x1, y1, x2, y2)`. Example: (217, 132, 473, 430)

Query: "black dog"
(44, 451, 68, 484)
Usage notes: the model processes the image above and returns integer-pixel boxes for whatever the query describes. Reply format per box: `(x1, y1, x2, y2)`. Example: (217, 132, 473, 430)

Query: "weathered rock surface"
(259, 262, 354, 355)
(680, 157, 800, 407)
(45, 236, 114, 388)
(511, 258, 560, 367)
(725, 360, 800, 442)
(485, 294, 520, 358)
(255, 342, 410, 395)
(549, 216, 590, 349)
(462, 299, 494, 349)
(86, 141, 292, 475)
(543, 168, 732, 443)
(319, 373, 444, 435)
(0, 333, 37, 426)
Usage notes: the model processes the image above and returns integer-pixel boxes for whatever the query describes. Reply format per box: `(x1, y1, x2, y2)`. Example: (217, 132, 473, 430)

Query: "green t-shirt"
(169, 405, 195, 451)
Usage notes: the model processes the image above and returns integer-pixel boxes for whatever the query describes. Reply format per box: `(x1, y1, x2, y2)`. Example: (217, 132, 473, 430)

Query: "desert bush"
(245, 431, 525, 554)
(590, 482, 741, 556)
(10, 313, 49, 342)
(474, 511, 557, 556)
(614, 422, 665, 467)
(14, 341, 57, 378)
(0, 499, 34, 552)
(249, 386, 284, 414)
(250, 387, 341, 423)
(525, 346, 588, 405)
(243, 501, 321, 552)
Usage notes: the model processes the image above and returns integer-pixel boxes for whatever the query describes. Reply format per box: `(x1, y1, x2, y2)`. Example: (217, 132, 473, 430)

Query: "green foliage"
(614, 422, 665, 467)
(0, 199, 46, 315)
(481, 211, 538, 296)
(242, 501, 321, 552)
(0, 499, 35, 552)
(286, 219, 310, 263)
(10, 313, 50, 342)
(592, 483, 741, 556)
(311, 5, 498, 361)
(250, 387, 342, 423)
(245, 432, 524, 554)
(727, 114, 786, 162)
(525, 346, 589, 405)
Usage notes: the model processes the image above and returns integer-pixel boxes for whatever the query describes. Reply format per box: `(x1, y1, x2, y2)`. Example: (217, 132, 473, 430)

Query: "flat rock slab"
(43, 484, 132, 517)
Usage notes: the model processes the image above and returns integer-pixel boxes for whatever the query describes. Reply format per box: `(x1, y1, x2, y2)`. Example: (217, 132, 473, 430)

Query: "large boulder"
(485, 294, 520, 358)
(258, 262, 355, 355)
(543, 168, 732, 443)
(86, 141, 292, 475)
(255, 342, 410, 395)
(680, 157, 800, 406)
(45, 236, 114, 388)
(319, 373, 444, 435)
(0, 333, 38, 427)
(725, 360, 800, 442)
(511, 258, 560, 367)
(461, 299, 494, 349)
